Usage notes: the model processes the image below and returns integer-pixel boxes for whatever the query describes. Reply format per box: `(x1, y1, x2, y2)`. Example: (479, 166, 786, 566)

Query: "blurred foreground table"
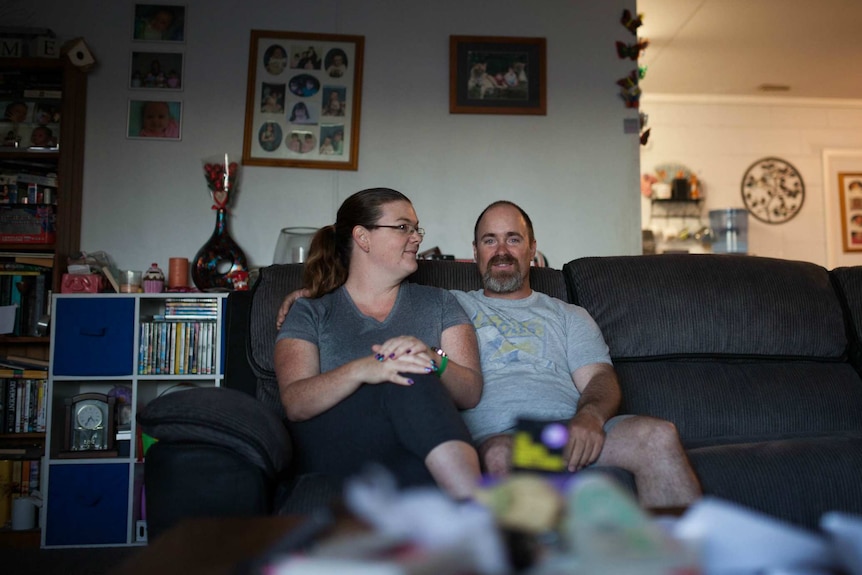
(113, 515, 365, 575)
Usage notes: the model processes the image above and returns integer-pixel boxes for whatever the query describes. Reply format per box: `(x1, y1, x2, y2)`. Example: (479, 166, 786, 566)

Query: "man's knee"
(478, 434, 512, 475)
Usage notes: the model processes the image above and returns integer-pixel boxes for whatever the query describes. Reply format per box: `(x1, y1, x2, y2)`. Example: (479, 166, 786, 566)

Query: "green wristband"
(436, 354, 449, 377)
(431, 347, 448, 377)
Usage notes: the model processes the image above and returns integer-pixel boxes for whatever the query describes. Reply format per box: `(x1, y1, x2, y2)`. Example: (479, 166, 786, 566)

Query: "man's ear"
(530, 240, 537, 260)
(472, 241, 478, 262)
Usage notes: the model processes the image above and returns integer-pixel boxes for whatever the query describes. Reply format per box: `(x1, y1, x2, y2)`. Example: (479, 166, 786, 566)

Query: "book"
(0, 460, 12, 527)
(3, 355, 48, 368)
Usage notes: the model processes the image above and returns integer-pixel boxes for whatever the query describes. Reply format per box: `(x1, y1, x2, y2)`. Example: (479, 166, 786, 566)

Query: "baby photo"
(133, 4, 186, 42)
(127, 99, 182, 140)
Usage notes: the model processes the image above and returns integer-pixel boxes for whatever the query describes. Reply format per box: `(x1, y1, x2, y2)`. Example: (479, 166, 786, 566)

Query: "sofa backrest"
(245, 259, 568, 414)
(563, 254, 862, 447)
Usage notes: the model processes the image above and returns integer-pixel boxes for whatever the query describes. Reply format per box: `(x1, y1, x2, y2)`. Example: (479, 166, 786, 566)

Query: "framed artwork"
(132, 4, 186, 43)
(130, 51, 184, 90)
(242, 30, 364, 170)
(126, 99, 182, 140)
(449, 35, 546, 115)
(838, 172, 862, 252)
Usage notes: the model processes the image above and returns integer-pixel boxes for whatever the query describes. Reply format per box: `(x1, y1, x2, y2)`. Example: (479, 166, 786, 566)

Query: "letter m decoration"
(0, 38, 22, 58)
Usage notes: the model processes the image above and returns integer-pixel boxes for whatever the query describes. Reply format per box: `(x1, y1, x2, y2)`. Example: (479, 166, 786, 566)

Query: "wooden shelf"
(0, 150, 60, 160)
(0, 528, 40, 548)
(0, 337, 49, 345)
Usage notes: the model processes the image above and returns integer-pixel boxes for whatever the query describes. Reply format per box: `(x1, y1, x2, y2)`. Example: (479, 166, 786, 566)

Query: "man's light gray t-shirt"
(452, 289, 612, 443)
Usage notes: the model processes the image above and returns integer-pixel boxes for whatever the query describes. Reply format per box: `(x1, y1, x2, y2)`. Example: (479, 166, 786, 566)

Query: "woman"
(275, 188, 483, 498)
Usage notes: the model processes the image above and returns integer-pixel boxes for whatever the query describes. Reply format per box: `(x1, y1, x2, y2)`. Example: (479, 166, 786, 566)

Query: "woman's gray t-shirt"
(278, 282, 470, 371)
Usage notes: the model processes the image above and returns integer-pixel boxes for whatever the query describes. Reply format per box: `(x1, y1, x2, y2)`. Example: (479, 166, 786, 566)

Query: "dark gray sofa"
(139, 255, 862, 539)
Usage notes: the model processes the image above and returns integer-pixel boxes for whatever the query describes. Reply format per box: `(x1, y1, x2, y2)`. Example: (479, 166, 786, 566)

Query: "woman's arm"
(438, 323, 483, 409)
(370, 323, 483, 410)
(275, 336, 440, 421)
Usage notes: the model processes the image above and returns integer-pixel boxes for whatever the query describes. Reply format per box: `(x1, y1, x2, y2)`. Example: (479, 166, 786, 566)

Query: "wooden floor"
(0, 545, 141, 575)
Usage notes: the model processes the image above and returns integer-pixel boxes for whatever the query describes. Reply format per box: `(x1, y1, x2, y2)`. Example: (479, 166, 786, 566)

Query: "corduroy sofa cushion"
(565, 254, 847, 359)
(138, 387, 291, 477)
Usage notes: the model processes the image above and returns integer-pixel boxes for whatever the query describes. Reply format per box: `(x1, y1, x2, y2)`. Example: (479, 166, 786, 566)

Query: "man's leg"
(478, 434, 512, 477)
(477, 417, 701, 508)
(596, 415, 701, 508)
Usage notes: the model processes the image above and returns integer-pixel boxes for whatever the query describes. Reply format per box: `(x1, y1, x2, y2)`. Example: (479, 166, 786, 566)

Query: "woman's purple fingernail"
(389, 353, 395, 359)
(424, 367, 432, 373)
(406, 379, 415, 385)
(405, 349, 412, 354)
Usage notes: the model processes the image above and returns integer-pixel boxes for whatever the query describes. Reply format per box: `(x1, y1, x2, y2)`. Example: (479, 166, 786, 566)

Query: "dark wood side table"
(112, 515, 365, 575)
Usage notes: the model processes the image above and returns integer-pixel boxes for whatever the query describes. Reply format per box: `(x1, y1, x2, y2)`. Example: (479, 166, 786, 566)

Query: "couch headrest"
(247, 260, 568, 379)
(564, 254, 847, 360)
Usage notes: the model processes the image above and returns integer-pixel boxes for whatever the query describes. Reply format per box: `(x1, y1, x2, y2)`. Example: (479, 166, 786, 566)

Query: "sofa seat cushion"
(687, 434, 862, 530)
(613, 361, 862, 446)
(138, 387, 291, 477)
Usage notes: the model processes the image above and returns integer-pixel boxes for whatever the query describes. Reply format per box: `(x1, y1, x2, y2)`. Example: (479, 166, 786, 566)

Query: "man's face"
(473, 204, 536, 297)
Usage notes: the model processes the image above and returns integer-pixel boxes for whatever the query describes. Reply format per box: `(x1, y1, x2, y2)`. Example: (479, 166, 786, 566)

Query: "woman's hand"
(370, 336, 437, 375)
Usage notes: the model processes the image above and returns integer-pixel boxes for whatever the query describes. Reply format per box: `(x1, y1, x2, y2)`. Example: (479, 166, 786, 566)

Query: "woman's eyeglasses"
(366, 224, 425, 237)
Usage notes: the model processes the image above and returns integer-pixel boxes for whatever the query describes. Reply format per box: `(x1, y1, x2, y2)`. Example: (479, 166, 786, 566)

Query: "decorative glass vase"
(273, 227, 318, 264)
(192, 207, 249, 291)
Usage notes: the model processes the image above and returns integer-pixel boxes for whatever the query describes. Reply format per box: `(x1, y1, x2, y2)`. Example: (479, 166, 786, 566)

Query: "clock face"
(76, 401, 104, 430)
(741, 157, 805, 224)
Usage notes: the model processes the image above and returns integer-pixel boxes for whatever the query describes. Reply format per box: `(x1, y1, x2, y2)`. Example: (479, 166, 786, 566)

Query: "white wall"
(640, 94, 862, 267)
(17, 0, 641, 272)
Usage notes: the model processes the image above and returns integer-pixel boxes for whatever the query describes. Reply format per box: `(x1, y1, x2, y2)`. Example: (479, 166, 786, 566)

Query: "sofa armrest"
(138, 387, 291, 478)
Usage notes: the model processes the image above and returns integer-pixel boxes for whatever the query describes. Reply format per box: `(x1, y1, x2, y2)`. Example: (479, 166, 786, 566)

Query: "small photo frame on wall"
(127, 99, 183, 140)
(242, 30, 364, 170)
(130, 51, 184, 90)
(449, 35, 546, 115)
(132, 4, 186, 43)
(838, 172, 862, 252)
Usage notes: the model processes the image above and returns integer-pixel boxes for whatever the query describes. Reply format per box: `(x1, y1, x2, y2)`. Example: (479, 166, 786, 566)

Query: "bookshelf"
(43, 293, 227, 547)
(0, 56, 88, 544)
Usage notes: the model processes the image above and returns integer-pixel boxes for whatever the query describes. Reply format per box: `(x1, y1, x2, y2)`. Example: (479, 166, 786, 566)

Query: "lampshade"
(273, 227, 318, 264)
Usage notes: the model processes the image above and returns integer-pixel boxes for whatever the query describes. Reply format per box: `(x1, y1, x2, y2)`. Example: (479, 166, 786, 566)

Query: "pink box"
(61, 273, 104, 293)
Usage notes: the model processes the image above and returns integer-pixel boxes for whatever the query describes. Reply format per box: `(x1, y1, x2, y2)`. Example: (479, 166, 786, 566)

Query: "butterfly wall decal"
(620, 9, 644, 35)
(616, 39, 649, 60)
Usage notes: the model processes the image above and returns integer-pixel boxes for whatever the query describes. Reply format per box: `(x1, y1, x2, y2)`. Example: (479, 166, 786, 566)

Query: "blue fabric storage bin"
(53, 298, 135, 376)
(45, 463, 130, 546)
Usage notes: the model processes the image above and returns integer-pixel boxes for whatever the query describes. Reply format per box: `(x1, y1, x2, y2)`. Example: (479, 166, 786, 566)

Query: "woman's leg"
(425, 439, 481, 499)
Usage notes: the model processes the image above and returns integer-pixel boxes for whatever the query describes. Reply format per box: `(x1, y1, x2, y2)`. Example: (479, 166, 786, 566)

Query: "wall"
(640, 94, 862, 267)
(16, 0, 641, 272)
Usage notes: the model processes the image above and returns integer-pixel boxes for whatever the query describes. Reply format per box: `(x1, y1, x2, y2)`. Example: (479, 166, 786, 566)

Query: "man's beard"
(483, 255, 524, 294)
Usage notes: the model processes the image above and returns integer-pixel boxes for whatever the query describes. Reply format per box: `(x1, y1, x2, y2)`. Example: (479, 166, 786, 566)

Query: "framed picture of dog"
(242, 30, 364, 170)
(449, 35, 546, 115)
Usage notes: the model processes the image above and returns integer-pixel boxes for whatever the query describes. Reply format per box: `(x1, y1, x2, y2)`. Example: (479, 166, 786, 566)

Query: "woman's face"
(365, 200, 421, 275)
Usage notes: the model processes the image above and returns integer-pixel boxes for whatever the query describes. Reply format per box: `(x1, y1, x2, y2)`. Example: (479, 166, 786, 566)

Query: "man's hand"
(276, 288, 311, 328)
(563, 408, 606, 472)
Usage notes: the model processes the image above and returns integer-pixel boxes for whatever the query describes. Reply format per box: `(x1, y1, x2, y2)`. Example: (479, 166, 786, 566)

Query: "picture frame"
(837, 172, 862, 252)
(129, 51, 184, 90)
(242, 30, 364, 170)
(132, 4, 186, 43)
(126, 99, 183, 140)
(449, 35, 546, 115)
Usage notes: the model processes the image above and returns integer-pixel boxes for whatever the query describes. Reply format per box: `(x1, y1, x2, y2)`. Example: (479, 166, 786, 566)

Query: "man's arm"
(276, 288, 310, 328)
(564, 362, 622, 472)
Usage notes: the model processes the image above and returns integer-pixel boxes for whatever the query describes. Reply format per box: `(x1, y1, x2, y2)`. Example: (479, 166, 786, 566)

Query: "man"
(454, 201, 701, 508)
(277, 201, 702, 507)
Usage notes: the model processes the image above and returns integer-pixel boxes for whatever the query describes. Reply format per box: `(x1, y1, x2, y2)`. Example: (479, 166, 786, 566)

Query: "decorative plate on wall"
(740, 157, 805, 224)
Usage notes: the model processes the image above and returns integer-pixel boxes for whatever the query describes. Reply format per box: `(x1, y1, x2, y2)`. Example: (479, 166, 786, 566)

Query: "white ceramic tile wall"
(641, 95, 862, 267)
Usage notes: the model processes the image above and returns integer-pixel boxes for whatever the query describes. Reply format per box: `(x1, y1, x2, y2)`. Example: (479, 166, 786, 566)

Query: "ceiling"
(636, 0, 862, 100)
